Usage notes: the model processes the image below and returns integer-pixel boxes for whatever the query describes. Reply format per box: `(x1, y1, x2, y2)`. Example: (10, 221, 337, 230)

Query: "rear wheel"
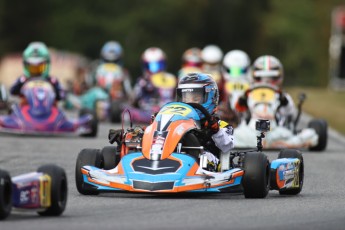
(110, 100, 123, 123)
(37, 164, 68, 216)
(0, 169, 12, 220)
(278, 149, 304, 195)
(101, 146, 120, 170)
(308, 119, 328, 151)
(242, 152, 270, 198)
(75, 149, 102, 195)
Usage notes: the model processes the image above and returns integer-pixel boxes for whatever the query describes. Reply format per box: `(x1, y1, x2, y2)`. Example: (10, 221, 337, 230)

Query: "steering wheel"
(186, 102, 212, 123)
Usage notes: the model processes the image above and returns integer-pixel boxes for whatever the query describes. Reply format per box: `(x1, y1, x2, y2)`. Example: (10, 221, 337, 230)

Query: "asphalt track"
(1, 117, 345, 230)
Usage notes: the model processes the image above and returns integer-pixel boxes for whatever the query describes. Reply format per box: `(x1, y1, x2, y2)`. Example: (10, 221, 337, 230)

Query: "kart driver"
(175, 73, 235, 171)
(132, 47, 176, 111)
(236, 55, 296, 129)
(109, 73, 235, 172)
(10, 41, 65, 101)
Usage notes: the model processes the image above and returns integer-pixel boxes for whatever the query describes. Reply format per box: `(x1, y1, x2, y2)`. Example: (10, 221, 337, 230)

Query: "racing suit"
(10, 75, 65, 101)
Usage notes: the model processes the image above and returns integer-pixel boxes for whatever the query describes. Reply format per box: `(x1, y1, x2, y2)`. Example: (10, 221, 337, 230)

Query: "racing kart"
(75, 102, 304, 198)
(116, 72, 177, 124)
(0, 79, 98, 137)
(65, 63, 130, 123)
(234, 84, 328, 151)
(218, 79, 251, 127)
(0, 164, 68, 220)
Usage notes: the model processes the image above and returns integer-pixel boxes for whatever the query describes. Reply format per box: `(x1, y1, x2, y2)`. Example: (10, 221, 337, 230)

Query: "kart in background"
(218, 79, 251, 128)
(65, 63, 131, 123)
(234, 84, 328, 151)
(0, 79, 98, 137)
(117, 72, 177, 124)
(75, 102, 304, 198)
(0, 164, 68, 220)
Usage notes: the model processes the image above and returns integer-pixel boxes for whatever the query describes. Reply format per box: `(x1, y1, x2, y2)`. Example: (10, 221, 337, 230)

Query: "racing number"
(159, 105, 191, 116)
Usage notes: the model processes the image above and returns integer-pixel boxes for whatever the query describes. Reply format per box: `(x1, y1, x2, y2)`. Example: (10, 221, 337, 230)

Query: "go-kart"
(75, 102, 304, 198)
(65, 63, 131, 123)
(218, 79, 251, 127)
(0, 79, 98, 137)
(234, 84, 328, 151)
(0, 164, 68, 220)
(117, 72, 177, 124)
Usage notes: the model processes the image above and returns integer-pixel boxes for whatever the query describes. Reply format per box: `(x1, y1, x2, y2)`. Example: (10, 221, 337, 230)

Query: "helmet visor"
(176, 87, 205, 104)
(225, 66, 248, 77)
(25, 62, 47, 76)
(253, 70, 281, 83)
(144, 60, 166, 73)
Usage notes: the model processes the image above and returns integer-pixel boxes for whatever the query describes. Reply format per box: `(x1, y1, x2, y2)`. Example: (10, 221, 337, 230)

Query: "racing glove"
(108, 129, 123, 145)
(204, 116, 220, 135)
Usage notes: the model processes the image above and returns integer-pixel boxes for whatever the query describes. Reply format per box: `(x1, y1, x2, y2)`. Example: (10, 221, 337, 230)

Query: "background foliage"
(0, 0, 343, 86)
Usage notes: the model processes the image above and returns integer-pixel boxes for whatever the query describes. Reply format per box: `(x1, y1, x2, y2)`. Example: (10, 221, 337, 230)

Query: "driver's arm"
(211, 121, 235, 153)
(10, 76, 27, 96)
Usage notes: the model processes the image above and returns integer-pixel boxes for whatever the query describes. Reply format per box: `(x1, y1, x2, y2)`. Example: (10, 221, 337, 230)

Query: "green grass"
(286, 87, 345, 135)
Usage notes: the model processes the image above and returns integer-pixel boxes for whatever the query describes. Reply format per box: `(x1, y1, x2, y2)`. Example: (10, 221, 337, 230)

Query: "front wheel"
(101, 146, 120, 170)
(37, 164, 68, 216)
(242, 152, 270, 198)
(0, 169, 12, 220)
(278, 149, 304, 195)
(110, 100, 124, 123)
(75, 149, 102, 195)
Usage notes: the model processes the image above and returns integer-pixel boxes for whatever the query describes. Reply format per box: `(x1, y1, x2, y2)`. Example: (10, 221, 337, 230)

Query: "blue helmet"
(100, 41, 123, 64)
(176, 73, 219, 117)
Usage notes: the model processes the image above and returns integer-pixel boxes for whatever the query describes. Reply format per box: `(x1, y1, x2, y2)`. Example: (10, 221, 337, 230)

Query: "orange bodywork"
(142, 119, 197, 160)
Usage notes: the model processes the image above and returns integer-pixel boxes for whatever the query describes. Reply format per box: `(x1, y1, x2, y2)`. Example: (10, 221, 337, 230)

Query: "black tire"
(308, 119, 328, 151)
(79, 108, 98, 137)
(75, 149, 102, 195)
(180, 132, 201, 160)
(0, 169, 12, 220)
(242, 152, 270, 198)
(101, 146, 120, 170)
(278, 149, 304, 195)
(37, 164, 68, 216)
(110, 100, 123, 123)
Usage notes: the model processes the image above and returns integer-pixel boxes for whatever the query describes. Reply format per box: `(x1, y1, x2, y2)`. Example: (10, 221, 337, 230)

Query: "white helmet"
(201, 45, 223, 64)
(141, 47, 167, 74)
(223, 50, 251, 79)
(252, 55, 284, 87)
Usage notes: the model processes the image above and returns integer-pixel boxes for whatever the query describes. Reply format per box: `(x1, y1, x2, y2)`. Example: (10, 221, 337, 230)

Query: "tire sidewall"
(0, 169, 12, 220)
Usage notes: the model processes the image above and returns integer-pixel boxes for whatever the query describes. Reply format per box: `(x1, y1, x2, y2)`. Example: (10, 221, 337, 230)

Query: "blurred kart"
(65, 63, 131, 123)
(218, 80, 251, 127)
(75, 102, 304, 198)
(119, 72, 177, 124)
(234, 84, 328, 151)
(0, 79, 98, 137)
(0, 164, 68, 220)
